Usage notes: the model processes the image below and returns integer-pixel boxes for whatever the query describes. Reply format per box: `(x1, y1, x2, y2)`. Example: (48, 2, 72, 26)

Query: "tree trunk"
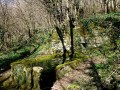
(69, 17, 75, 60)
(113, 0, 116, 12)
(55, 26, 67, 64)
(106, 0, 110, 13)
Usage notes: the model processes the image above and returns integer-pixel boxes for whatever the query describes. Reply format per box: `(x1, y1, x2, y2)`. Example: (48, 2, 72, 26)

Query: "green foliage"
(95, 62, 120, 89)
(0, 27, 53, 68)
(95, 63, 109, 70)
(0, 52, 21, 68)
(77, 13, 120, 54)
(0, 46, 36, 68)
(67, 84, 80, 90)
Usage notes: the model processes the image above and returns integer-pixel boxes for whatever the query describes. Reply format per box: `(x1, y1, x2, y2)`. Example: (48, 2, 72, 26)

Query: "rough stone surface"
(11, 64, 43, 90)
(32, 67, 43, 90)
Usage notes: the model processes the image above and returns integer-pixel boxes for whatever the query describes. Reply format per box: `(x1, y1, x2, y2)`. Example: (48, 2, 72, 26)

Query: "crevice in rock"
(40, 69, 56, 90)
(30, 68, 34, 90)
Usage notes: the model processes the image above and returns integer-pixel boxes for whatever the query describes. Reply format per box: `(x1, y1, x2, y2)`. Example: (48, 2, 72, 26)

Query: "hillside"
(0, 0, 120, 90)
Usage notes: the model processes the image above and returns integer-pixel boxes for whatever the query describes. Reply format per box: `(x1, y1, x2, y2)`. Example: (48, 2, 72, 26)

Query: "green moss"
(74, 52, 88, 60)
(56, 53, 88, 70)
(56, 58, 85, 70)
(20, 71, 26, 85)
(52, 32, 59, 41)
(34, 54, 56, 61)
(11, 54, 62, 71)
(3, 81, 10, 88)
(67, 84, 80, 90)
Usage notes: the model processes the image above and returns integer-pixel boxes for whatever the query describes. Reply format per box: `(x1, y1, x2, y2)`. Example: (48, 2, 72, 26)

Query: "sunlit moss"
(51, 32, 59, 41)
(67, 84, 80, 90)
(12, 54, 62, 69)
(56, 58, 85, 70)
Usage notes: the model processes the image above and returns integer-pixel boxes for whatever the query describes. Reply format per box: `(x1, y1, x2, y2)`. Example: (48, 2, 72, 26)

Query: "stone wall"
(11, 64, 43, 90)
(3, 55, 63, 90)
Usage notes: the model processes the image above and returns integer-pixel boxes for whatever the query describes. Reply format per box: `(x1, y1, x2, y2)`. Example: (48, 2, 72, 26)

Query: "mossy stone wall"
(11, 64, 43, 90)
(9, 54, 62, 90)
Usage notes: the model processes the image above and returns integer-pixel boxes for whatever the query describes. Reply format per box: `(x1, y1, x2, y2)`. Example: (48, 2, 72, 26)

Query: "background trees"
(0, 0, 52, 52)
(0, 0, 119, 54)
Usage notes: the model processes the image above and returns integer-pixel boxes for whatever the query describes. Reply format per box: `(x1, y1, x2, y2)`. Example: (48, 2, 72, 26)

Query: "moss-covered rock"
(32, 67, 43, 90)
(1, 54, 63, 89)
(3, 64, 43, 90)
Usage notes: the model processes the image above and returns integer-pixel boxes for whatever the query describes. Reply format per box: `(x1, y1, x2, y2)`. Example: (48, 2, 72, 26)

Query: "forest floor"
(52, 56, 120, 90)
